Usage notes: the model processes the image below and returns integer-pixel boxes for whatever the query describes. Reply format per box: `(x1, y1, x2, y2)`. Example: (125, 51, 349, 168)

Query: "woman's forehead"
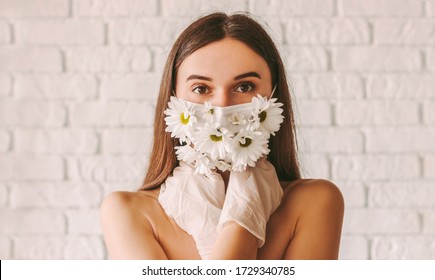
(177, 38, 272, 83)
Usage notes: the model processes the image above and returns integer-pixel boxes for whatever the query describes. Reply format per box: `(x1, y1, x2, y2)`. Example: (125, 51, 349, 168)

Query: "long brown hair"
(139, 12, 301, 191)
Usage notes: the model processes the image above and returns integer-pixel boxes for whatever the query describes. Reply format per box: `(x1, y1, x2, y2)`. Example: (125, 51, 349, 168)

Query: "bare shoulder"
(281, 179, 345, 215)
(100, 188, 161, 218)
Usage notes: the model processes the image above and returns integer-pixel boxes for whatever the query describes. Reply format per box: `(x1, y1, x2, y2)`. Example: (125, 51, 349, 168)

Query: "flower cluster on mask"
(164, 94, 284, 174)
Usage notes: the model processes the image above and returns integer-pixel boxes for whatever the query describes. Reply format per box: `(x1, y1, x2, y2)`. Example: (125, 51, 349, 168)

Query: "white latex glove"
(217, 157, 283, 247)
(158, 161, 225, 259)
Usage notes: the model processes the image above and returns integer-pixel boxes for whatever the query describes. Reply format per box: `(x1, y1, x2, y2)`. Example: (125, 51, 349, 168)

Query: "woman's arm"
(258, 179, 345, 259)
(209, 221, 258, 259)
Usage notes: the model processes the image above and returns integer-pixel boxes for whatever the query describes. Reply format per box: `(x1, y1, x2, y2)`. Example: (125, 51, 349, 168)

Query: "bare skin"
(100, 179, 344, 259)
(100, 38, 345, 259)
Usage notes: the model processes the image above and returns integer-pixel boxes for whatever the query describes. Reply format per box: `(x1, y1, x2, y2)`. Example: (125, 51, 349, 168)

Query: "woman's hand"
(210, 157, 283, 259)
(158, 161, 225, 259)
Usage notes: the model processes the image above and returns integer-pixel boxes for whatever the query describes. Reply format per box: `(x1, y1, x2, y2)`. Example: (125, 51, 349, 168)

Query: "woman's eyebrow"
(185, 71, 261, 82)
(234, 71, 261, 80)
(186, 74, 212, 82)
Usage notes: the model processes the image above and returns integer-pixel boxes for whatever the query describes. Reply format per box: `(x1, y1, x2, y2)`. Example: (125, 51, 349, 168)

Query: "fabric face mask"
(164, 85, 284, 174)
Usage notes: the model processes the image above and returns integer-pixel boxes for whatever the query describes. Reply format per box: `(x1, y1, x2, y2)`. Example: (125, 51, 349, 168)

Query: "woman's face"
(175, 38, 273, 106)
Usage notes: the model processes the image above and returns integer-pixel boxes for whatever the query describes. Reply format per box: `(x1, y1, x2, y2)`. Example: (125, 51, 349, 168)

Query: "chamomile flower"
(227, 112, 247, 126)
(164, 96, 197, 143)
(230, 127, 270, 171)
(193, 125, 233, 161)
(194, 154, 215, 175)
(251, 94, 284, 138)
(201, 101, 215, 124)
(175, 144, 200, 165)
(214, 158, 232, 172)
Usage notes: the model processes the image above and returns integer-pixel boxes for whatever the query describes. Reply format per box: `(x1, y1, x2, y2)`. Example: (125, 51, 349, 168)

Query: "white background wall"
(0, 0, 434, 259)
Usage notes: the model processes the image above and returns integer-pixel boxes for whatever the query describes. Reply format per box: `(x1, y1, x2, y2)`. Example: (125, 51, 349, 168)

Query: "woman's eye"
(192, 86, 209, 95)
(235, 83, 255, 93)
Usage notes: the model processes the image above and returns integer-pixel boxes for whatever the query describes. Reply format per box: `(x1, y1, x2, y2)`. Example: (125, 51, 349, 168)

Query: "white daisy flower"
(194, 153, 215, 175)
(175, 144, 215, 174)
(193, 125, 233, 161)
(214, 158, 232, 172)
(201, 101, 215, 124)
(175, 144, 199, 165)
(251, 94, 284, 138)
(230, 127, 270, 172)
(164, 96, 197, 143)
(227, 112, 248, 126)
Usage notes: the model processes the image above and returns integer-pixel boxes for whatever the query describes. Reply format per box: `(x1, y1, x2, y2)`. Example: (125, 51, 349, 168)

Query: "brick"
(367, 74, 435, 99)
(298, 154, 329, 179)
(16, 20, 104, 45)
(282, 47, 328, 71)
(0, 183, 7, 206)
(15, 74, 97, 100)
(10, 182, 101, 208)
(424, 101, 435, 124)
(66, 209, 101, 234)
(368, 182, 435, 207)
(340, 0, 421, 16)
(69, 101, 155, 127)
(251, 0, 334, 16)
(430, 0, 435, 17)
(152, 45, 176, 74)
(0, 74, 11, 97)
(0, 47, 62, 72)
(366, 128, 435, 153)
(0, 130, 10, 152)
(295, 100, 332, 126)
(66, 156, 147, 183)
(343, 209, 419, 234)
(13, 236, 104, 259)
(0, 20, 10, 44)
(74, 0, 158, 17)
(0, 236, 10, 259)
(101, 128, 153, 154)
(339, 236, 368, 259)
(14, 129, 98, 154)
(0, 0, 68, 17)
(427, 48, 435, 71)
(0, 210, 64, 234)
(292, 74, 364, 99)
(422, 211, 435, 234)
(100, 74, 160, 102)
(0, 155, 64, 181)
(424, 155, 435, 179)
(332, 155, 420, 180)
(285, 19, 369, 44)
(374, 19, 435, 45)
(0, 101, 66, 127)
(109, 18, 189, 45)
(162, 0, 247, 16)
(371, 237, 435, 259)
(334, 180, 366, 207)
(66, 47, 152, 72)
(298, 128, 363, 153)
(336, 101, 419, 126)
(333, 47, 421, 72)
(260, 18, 285, 44)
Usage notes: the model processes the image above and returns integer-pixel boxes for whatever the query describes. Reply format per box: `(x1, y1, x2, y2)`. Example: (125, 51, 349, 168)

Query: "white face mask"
(164, 85, 283, 174)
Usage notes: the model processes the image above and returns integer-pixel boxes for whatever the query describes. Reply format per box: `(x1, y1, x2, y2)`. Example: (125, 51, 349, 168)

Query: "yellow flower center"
(239, 137, 252, 147)
(259, 111, 267, 122)
(180, 112, 190, 125)
(210, 134, 223, 142)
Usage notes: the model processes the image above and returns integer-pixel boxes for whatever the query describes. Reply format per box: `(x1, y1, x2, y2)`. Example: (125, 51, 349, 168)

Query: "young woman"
(100, 12, 344, 260)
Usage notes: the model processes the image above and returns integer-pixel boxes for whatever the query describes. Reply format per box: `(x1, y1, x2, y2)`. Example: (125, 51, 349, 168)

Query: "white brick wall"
(0, 0, 434, 260)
